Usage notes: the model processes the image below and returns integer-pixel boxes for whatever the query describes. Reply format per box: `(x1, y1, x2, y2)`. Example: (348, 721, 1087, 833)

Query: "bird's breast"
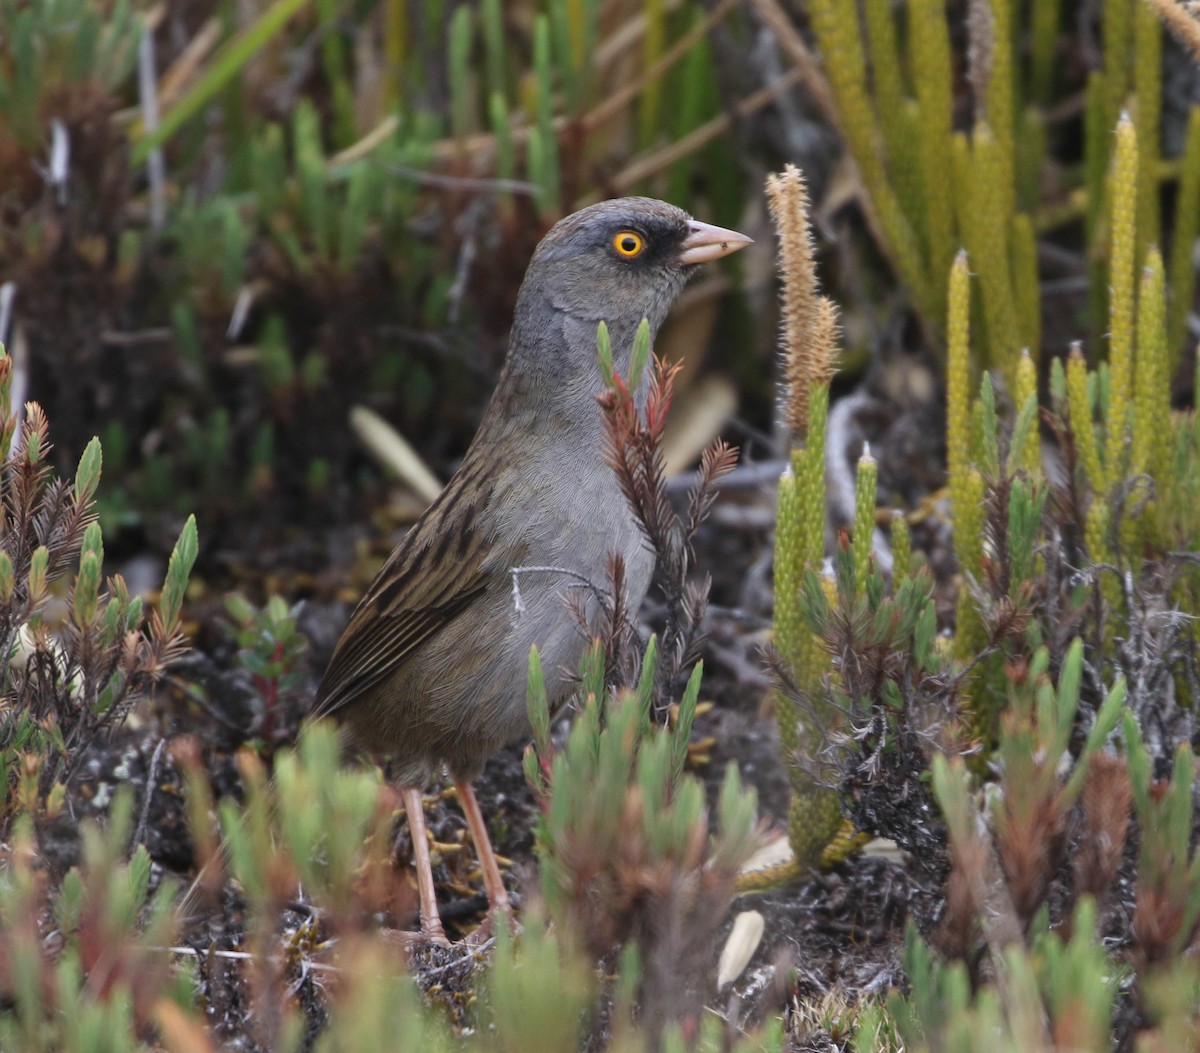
(495, 433, 654, 596)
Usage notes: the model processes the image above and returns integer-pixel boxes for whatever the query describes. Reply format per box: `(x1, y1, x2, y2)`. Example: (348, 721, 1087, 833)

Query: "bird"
(313, 197, 752, 943)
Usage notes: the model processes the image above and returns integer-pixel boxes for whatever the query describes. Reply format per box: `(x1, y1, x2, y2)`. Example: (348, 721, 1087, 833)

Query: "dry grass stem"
(966, 0, 997, 118)
(611, 68, 804, 194)
(746, 0, 841, 124)
(586, 0, 741, 131)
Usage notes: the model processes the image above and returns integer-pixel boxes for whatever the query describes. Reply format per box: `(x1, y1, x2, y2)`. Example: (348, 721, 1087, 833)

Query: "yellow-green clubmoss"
(952, 124, 1019, 381)
(773, 453, 821, 804)
(891, 509, 912, 586)
(1105, 113, 1139, 494)
(1133, 0, 1162, 258)
(1015, 107, 1047, 212)
(954, 467, 988, 661)
(774, 466, 806, 700)
(786, 785, 844, 876)
(1084, 70, 1110, 254)
(789, 384, 843, 867)
(1103, 0, 1133, 133)
(1133, 248, 1167, 483)
(1068, 345, 1105, 493)
(984, 0, 1016, 221)
(888, 100, 930, 249)
(853, 447, 878, 591)
(760, 478, 836, 869)
(947, 251, 972, 526)
(1029, 0, 1062, 101)
(1085, 501, 1112, 592)
(863, 0, 907, 168)
(806, 0, 936, 322)
(766, 162, 845, 872)
(817, 820, 870, 868)
(1014, 350, 1041, 480)
(1169, 107, 1200, 360)
(799, 382, 830, 550)
(1011, 212, 1041, 357)
(797, 384, 830, 651)
(908, 0, 955, 291)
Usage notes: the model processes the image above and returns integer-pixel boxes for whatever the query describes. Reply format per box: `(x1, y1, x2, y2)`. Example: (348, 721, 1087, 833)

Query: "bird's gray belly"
(348, 476, 654, 783)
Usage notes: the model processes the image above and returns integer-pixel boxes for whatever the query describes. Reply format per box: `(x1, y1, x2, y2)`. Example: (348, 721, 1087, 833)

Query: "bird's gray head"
(508, 197, 751, 379)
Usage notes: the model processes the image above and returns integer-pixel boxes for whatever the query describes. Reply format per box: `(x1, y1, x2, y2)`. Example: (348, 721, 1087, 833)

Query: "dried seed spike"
(1142, 0, 1200, 63)
(766, 164, 837, 437)
(811, 296, 840, 390)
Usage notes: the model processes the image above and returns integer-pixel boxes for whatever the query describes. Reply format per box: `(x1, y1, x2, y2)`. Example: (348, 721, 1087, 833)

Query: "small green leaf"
(0, 551, 14, 603)
(160, 515, 199, 635)
(224, 593, 255, 625)
(1008, 392, 1038, 475)
(73, 551, 102, 627)
(74, 437, 103, 504)
(53, 868, 85, 935)
(1056, 638, 1083, 718)
(635, 634, 658, 727)
(27, 545, 49, 602)
(1049, 355, 1067, 406)
(579, 639, 605, 704)
(672, 662, 702, 784)
(914, 599, 938, 672)
(629, 317, 651, 391)
(526, 645, 550, 755)
(128, 843, 152, 909)
(980, 374, 1000, 478)
(522, 743, 545, 796)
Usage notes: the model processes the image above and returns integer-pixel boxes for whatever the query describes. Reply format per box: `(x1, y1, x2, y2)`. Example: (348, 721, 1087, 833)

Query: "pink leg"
(455, 780, 512, 922)
(402, 786, 448, 945)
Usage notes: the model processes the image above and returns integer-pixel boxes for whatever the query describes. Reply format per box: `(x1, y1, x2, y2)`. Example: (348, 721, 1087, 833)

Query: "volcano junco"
(314, 197, 751, 942)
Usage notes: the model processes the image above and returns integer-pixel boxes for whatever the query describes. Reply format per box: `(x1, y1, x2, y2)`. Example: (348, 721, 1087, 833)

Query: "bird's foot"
(463, 905, 518, 947)
(379, 924, 451, 950)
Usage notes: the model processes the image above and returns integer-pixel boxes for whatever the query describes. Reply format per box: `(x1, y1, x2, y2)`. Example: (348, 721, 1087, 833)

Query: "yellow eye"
(612, 230, 645, 258)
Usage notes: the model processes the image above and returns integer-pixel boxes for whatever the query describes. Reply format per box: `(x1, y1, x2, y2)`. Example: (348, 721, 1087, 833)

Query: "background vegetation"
(1, 0, 1199, 1050)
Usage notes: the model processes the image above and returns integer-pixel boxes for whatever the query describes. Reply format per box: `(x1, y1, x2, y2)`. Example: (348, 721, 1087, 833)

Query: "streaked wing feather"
(314, 469, 504, 718)
(314, 589, 484, 718)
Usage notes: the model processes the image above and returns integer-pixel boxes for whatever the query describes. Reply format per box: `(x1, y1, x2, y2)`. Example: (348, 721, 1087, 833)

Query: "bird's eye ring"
(612, 230, 645, 258)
